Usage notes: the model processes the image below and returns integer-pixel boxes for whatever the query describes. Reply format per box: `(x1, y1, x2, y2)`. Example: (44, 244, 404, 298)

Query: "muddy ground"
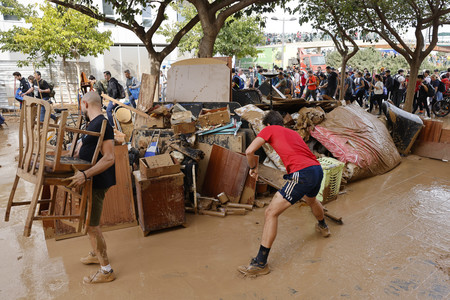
(0, 115, 449, 299)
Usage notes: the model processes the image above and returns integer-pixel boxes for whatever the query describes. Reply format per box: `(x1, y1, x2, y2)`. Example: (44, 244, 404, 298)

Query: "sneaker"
(83, 269, 116, 284)
(80, 251, 100, 265)
(237, 258, 270, 277)
(316, 223, 331, 237)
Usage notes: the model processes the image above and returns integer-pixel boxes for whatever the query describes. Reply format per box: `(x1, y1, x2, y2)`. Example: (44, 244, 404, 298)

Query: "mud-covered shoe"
(80, 251, 100, 265)
(83, 269, 116, 284)
(237, 258, 270, 277)
(316, 223, 331, 237)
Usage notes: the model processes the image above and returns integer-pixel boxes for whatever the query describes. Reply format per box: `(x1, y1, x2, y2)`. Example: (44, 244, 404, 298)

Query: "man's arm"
(130, 77, 141, 89)
(67, 139, 115, 188)
(245, 137, 266, 178)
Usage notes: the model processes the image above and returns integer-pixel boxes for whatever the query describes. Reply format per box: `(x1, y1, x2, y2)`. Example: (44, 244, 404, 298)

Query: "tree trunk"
(57, 63, 64, 107)
(339, 56, 348, 100)
(150, 55, 161, 103)
(62, 57, 73, 104)
(403, 60, 421, 112)
(75, 59, 81, 97)
(198, 29, 219, 58)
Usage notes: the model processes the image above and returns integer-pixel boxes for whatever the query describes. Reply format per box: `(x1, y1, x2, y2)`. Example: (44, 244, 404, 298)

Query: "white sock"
(101, 264, 112, 273)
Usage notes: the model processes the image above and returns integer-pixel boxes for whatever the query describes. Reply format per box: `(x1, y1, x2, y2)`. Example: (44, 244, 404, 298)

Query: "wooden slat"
(135, 73, 157, 128)
(202, 144, 248, 203)
(102, 93, 151, 119)
(64, 127, 101, 136)
(258, 165, 287, 190)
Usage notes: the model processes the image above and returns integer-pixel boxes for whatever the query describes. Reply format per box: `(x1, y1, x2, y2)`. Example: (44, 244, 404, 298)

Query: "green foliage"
(0, 1, 113, 68)
(158, 2, 264, 58)
(326, 47, 440, 73)
(213, 16, 265, 59)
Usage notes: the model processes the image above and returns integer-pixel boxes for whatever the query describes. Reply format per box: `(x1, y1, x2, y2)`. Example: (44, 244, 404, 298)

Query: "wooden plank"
(417, 119, 443, 142)
(102, 93, 151, 119)
(196, 143, 212, 192)
(258, 165, 286, 190)
(239, 154, 257, 205)
(101, 145, 137, 228)
(440, 128, 450, 144)
(197, 132, 245, 153)
(412, 141, 450, 160)
(136, 73, 158, 128)
(202, 144, 248, 203)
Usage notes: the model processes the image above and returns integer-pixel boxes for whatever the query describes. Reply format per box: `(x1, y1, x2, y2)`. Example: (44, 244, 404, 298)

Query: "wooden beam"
(101, 93, 151, 119)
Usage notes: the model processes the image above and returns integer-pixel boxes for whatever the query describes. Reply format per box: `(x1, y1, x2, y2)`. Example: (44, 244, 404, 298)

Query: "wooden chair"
(4, 96, 107, 237)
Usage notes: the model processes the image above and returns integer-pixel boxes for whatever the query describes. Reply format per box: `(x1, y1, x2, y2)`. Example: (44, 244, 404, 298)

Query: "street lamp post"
(271, 16, 297, 70)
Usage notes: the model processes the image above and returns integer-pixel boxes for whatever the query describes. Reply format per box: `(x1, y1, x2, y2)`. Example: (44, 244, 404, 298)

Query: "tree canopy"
(159, 2, 264, 59)
(0, 1, 112, 68)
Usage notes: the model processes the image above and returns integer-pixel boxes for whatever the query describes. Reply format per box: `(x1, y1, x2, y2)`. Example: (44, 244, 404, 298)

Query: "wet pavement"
(0, 118, 449, 299)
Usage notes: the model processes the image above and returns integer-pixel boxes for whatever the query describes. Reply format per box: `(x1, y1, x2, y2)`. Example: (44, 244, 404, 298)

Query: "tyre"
(432, 99, 450, 117)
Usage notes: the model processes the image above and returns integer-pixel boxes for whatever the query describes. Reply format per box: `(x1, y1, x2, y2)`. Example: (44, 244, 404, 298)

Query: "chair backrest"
(18, 96, 51, 178)
(48, 111, 107, 173)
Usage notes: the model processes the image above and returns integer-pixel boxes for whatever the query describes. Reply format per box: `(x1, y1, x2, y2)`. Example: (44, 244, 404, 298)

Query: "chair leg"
(23, 182, 43, 237)
(5, 175, 20, 222)
(82, 181, 93, 235)
(49, 185, 58, 216)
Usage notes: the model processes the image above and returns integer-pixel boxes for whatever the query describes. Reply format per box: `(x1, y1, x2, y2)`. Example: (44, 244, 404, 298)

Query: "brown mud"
(0, 116, 449, 299)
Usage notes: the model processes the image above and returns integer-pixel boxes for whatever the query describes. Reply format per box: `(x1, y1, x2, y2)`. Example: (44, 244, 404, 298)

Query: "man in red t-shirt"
(304, 70, 318, 101)
(238, 111, 330, 277)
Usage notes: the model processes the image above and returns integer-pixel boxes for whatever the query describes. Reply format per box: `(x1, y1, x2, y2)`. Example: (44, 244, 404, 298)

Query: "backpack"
(233, 75, 245, 89)
(438, 80, 446, 93)
(48, 82, 55, 98)
(392, 75, 401, 90)
(363, 79, 370, 90)
(426, 83, 435, 97)
(117, 82, 126, 99)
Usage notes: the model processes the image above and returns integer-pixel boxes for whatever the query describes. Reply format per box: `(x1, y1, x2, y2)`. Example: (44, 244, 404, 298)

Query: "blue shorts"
(278, 165, 323, 205)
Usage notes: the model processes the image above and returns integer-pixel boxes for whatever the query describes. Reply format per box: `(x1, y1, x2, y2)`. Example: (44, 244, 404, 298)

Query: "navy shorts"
(278, 165, 323, 205)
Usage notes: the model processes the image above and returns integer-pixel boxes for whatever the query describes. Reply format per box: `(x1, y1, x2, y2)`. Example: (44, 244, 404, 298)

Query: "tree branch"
(146, 0, 171, 41)
(49, 0, 134, 31)
(160, 14, 200, 58)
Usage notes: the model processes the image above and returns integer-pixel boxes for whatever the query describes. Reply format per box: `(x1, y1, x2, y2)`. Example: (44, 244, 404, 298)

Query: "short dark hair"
(263, 110, 284, 126)
(278, 72, 284, 77)
(417, 74, 424, 79)
(13, 72, 21, 77)
(124, 69, 130, 74)
(35, 71, 41, 76)
(88, 75, 95, 80)
(103, 71, 111, 76)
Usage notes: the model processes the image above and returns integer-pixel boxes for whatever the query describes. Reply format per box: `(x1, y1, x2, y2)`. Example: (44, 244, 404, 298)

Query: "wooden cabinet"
(133, 171, 185, 235)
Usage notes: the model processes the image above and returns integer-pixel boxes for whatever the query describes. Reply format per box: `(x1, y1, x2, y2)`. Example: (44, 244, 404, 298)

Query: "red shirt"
(257, 125, 320, 174)
(307, 76, 317, 90)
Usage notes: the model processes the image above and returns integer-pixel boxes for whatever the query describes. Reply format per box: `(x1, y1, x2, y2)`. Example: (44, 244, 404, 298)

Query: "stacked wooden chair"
(4, 96, 106, 237)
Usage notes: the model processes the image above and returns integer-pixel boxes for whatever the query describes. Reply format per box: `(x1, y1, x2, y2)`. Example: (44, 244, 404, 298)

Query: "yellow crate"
(316, 157, 345, 203)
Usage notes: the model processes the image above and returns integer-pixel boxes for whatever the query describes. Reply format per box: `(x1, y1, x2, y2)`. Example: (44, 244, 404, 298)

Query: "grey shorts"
(90, 188, 108, 226)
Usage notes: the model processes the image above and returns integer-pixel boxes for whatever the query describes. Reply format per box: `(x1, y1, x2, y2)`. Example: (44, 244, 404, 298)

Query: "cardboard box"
(198, 106, 230, 128)
(139, 153, 181, 179)
(171, 111, 192, 125)
(172, 121, 197, 135)
(145, 116, 166, 128)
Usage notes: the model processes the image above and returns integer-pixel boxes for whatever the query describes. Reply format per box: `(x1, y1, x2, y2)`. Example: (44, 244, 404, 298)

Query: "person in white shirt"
(392, 69, 405, 107)
(370, 74, 384, 115)
(239, 68, 248, 87)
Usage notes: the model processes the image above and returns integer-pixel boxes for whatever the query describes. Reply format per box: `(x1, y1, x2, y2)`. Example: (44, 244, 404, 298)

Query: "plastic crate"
(316, 157, 345, 203)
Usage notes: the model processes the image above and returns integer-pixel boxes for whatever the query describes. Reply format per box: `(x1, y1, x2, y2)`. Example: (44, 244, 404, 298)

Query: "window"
(2, 2, 19, 21)
(102, 0, 114, 24)
(142, 5, 152, 27)
(310, 56, 326, 65)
